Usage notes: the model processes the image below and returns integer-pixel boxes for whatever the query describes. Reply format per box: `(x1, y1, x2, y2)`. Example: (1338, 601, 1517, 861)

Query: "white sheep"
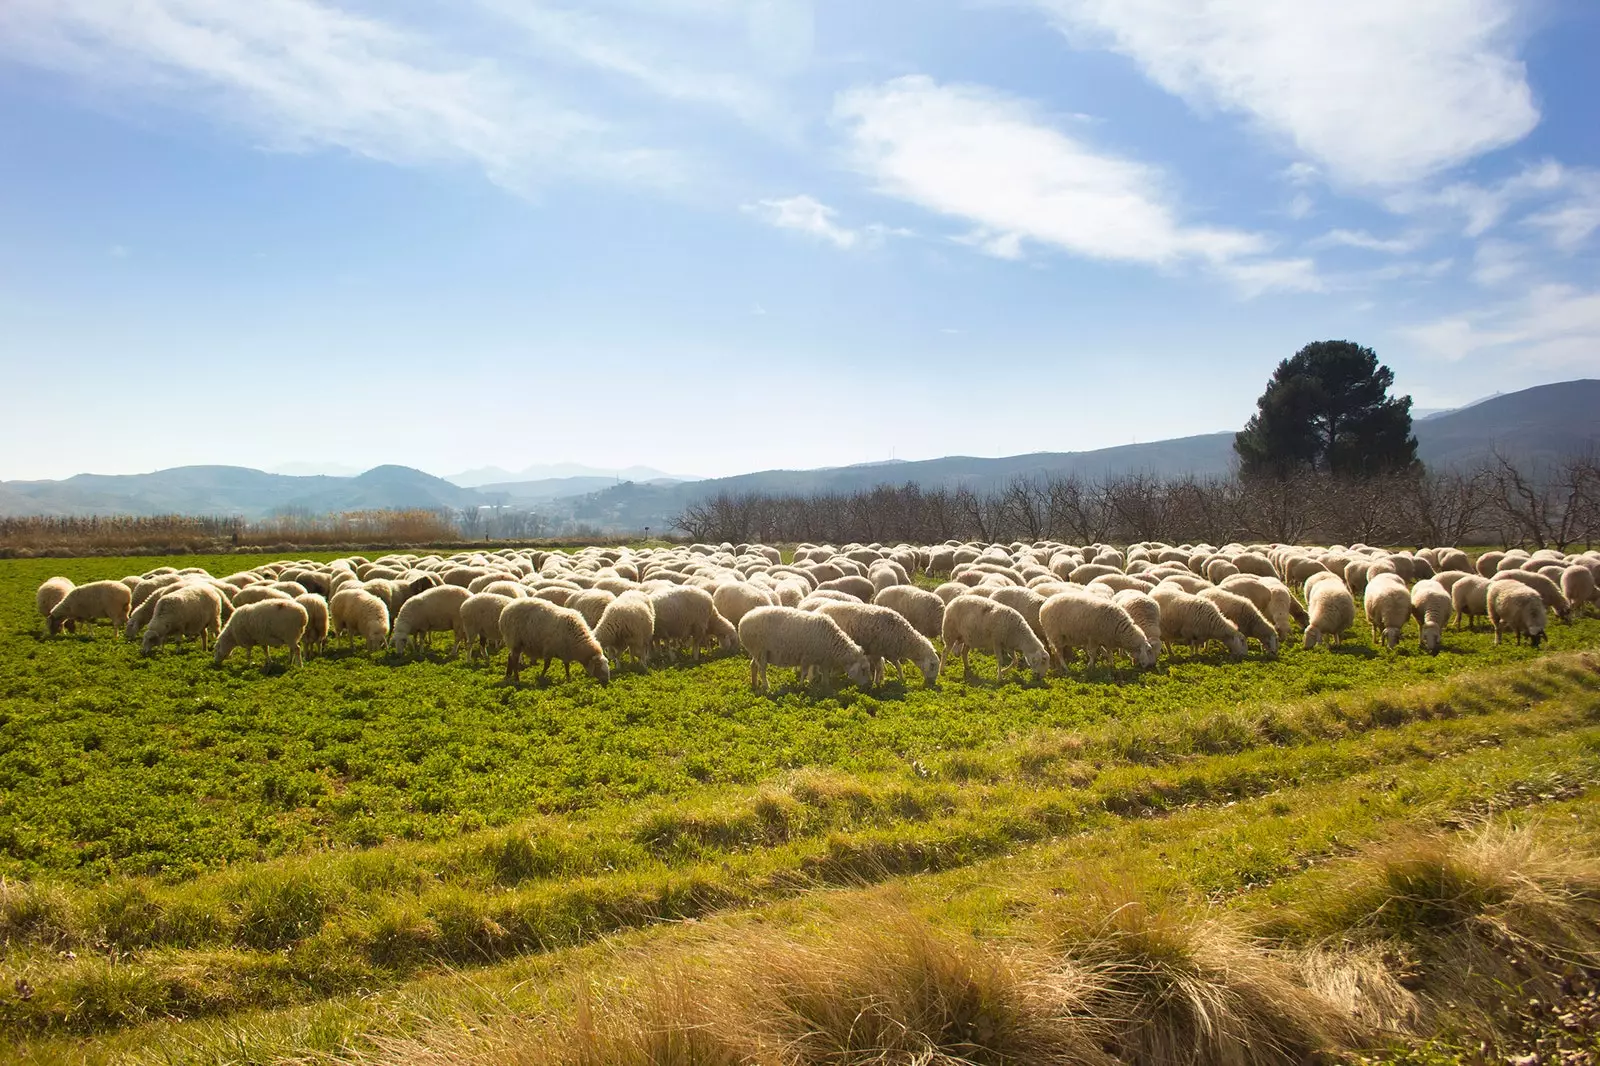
(1450, 575, 1491, 630)
(1490, 570, 1572, 624)
(295, 594, 329, 657)
(141, 583, 224, 654)
(595, 591, 655, 669)
(1487, 581, 1547, 648)
(1363, 575, 1412, 650)
(1039, 592, 1157, 670)
(713, 582, 777, 628)
(499, 597, 610, 684)
(871, 584, 945, 641)
(737, 606, 873, 692)
(1562, 565, 1596, 616)
(1198, 587, 1279, 655)
(1218, 574, 1297, 639)
(49, 580, 133, 636)
(650, 585, 736, 661)
(233, 585, 292, 608)
(940, 596, 1050, 682)
(458, 592, 513, 660)
(814, 601, 940, 687)
(1303, 581, 1356, 649)
(214, 599, 310, 667)
(1409, 579, 1453, 655)
(1150, 586, 1247, 659)
(36, 577, 74, 632)
(390, 584, 473, 655)
(566, 589, 617, 629)
(1111, 589, 1163, 660)
(330, 588, 390, 651)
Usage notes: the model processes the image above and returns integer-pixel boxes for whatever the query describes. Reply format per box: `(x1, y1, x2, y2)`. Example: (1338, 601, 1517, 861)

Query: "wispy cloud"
(0, 0, 684, 192)
(1311, 229, 1421, 254)
(1388, 160, 1568, 237)
(743, 194, 904, 250)
(1402, 282, 1600, 367)
(833, 75, 1311, 293)
(1470, 239, 1527, 286)
(1029, 0, 1538, 187)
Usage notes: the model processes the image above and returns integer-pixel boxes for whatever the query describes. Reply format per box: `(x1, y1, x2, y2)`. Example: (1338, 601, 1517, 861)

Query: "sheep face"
(1303, 627, 1322, 650)
(845, 657, 874, 688)
(1420, 625, 1442, 655)
(914, 650, 940, 687)
(1133, 640, 1157, 669)
(1224, 631, 1247, 660)
(1022, 646, 1050, 679)
(585, 655, 611, 686)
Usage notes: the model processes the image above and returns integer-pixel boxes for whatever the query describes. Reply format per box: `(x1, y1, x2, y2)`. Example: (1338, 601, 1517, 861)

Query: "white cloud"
(1286, 193, 1314, 220)
(1216, 257, 1324, 298)
(1524, 171, 1600, 251)
(1402, 283, 1600, 368)
(1470, 239, 1527, 286)
(0, 0, 681, 192)
(1389, 160, 1565, 236)
(743, 194, 899, 250)
(1311, 229, 1419, 254)
(1031, 0, 1538, 186)
(834, 76, 1307, 292)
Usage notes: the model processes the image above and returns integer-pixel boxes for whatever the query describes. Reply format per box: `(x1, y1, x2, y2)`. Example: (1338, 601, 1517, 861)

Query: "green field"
(3, 552, 1600, 1064)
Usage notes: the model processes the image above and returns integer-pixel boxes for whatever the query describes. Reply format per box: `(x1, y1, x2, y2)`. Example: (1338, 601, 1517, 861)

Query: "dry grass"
(0, 510, 461, 556)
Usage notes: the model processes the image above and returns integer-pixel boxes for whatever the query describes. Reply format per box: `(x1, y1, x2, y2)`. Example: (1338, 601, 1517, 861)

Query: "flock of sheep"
(32, 539, 1600, 690)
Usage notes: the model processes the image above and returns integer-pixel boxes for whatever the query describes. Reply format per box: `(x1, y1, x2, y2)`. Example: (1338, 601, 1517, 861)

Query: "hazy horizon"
(3, 1, 1597, 482)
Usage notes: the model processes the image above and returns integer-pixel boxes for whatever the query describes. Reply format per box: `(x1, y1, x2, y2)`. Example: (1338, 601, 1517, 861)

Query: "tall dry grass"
(0, 510, 461, 556)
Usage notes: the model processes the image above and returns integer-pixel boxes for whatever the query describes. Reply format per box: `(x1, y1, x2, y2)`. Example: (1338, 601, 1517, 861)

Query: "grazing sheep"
(500, 598, 609, 684)
(141, 583, 224, 654)
(390, 584, 473, 655)
(1434, 548, 1473, 574)
(1451, 575, 1491, 630)
(1562, 565, 1596, 616)
(35, 577, 73, 631)
(214, 599, 310, 667)
(566, 589, 617, 629)
(712, 582, 776, 628)
(595, 591, 656, 669)
(650, 586, 736, 661)
(1475, 551, 1507, 578)
(1410, 579, 1453, 655)
(987, 585, 1050, 646)
(815, 601, 940, 686)
(737, 605, 874, 692)
(1157, 573, 1211, 595)
(295, 594, 329, 657)
(1151, 587, 1247, 659)
(1112, 589, 1163, 659)
(817, 575, 877, 602)
(1198, 587, 1279, 655)
(1218, 574, 1296, 639)
(797, 590, 862, 610)
(460, 592, 514, 661)
(1303, 581, 1356, 650)
(330, 588, 390, 651)
(1490, 570, 1572, 623)
(1363, 575, 1412, 650)
(1039, 592, 1157, 670)
(872, 585, 945, 641)
(49, 580, 133, 636)
(940, 596, 1050, 682)
(1487, 581, 1547, 647)
(233, 585, 292, 608)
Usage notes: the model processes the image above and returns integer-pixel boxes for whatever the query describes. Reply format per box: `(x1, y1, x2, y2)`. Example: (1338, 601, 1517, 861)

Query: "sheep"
(49, 580, 133, 636)
(1112, 589, 1163, 659)
(1451, 575, 1491, 630)
(1218, 574, 1296, 639)
(213, 599, 310, 667)
(233, 585, 292, 608)
(814, 601, 940, 687)
(1562, 565, 1596, 616)
(36, 577, 74, 631)
(141, 583, 224, 654)
(1487, 581, 1547, 648)
(650, 586, 736, 662)
(1151, 587, 1248, 659)
(940, 596, 1050, 682)
(594, 591, 655, 669)
(1490, 570, 1572, 623)
(1039, 592, 1157, 670)
(1157, 573, 1211, 595)
(1088, 573, 1156, 596)
(1198, 587, 1279, 655)
(712, 582, 777, 628)
(330, 588, 390, 651)
(1475, 551, 1507, 578)
(1303, 581, 1357, 649)
(295, 594, 329, 657)
(566, 589, 617, 629)
(499, 598, 610, 684)
(457, 592, 513, 660)
(1363, 574, 1412, 650)
(872, 584, 945, 641)
(737, 606, 874, 692)
(1410, 579, 1453, 655)
(390, 584, 473, 655)
(987, 586, 1050, 646)
(817, 575, 876, 602)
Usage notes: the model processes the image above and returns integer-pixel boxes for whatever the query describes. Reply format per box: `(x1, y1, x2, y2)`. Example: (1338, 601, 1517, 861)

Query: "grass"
(2, 552, 1600, 1064)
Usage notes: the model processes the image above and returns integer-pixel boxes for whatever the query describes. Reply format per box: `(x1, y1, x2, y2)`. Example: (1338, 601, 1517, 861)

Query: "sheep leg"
(994, 644, 1009, 680)
(541, 656, 553, 678)
(961, 646, 972, 681)
(563, 660, 572, 680)
(505, 648, 521, 682)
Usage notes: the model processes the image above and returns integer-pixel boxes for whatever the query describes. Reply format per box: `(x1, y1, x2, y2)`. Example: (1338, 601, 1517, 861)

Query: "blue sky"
(1, 0, 1596, 482)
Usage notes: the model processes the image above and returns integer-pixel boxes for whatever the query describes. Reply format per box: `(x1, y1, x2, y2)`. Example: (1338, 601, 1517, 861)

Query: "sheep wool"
(1111, 589, 1163, 659)
(295, 594, 329, 656)
(872, 584, 945, 641)
(737, 606, 873, 692)
(36, 577, 74, 630)
(391, 584, 473, 655)
(595, 592, 655, 669)
(1451, 575, 1491, 629)
(1363, 574, 1412, 650)
(142, 583, 224, 654)
(49, 580, 134, 637)
(1039, 592, 1157, 670)
(214, 599, 310, 667)
(1410, 579, 1453, 655)
(1562, 565, 1596, 615)
(1150, 586, 1248, 659)
(1304, 581, 1357, 649)
(459, 592, 514, 660)
(1198, 587, 1279, 655)
(1488, 581, 1547, 647)
(330, 588, 390, 651)
(940, 596, 1050, 682)
(712, 582, 777, 628)
(499, 598, 609, 684)
(814, 601, 940, 687)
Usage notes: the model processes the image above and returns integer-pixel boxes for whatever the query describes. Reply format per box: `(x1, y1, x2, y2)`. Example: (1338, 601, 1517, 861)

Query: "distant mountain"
(268, 462, 364, 477)
(446, 463, 701, 488)
(2, 379, 1593, 525)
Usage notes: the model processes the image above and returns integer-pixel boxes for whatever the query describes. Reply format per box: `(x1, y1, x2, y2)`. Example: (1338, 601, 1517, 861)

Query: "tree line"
(672, 451, 1600, 550)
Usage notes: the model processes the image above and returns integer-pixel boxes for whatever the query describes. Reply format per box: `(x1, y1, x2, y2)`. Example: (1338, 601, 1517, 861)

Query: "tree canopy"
(1234, 340, 1419, 479)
